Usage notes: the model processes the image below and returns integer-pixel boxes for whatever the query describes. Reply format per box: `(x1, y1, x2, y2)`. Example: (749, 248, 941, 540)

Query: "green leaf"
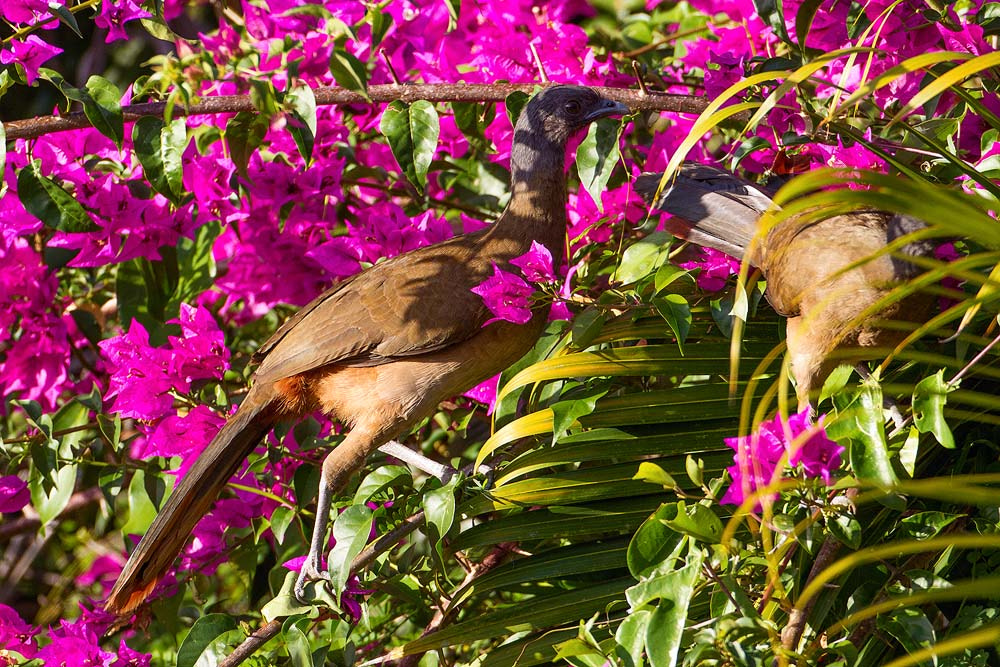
(452, 101, 494, 151)
(116, 254, 179, 333)
(616, 231, 672, 285)
(354, 464, 412, 504)
(654, 263, 689, 293)
(575, 118, 621, 212)
(176, 613, 240, 667)
(225, 111, 269, 181)
(82, 75, 124, 148)
(379, 100, 440, 192)
(570, 309, 605, 349)
(423, 477, 459, 551)
(49, 3, 83, 37)
(367, 5, 393, 48)
(633, 462, 678, 490)
(284, 622, 314, 667)
(627, 544, 704, 667)
(659, 500, 722, 545)
(121, 468, 162, 538)
(138, 15, 176, 41)
(614, 609, 650, 667)
(505, 90, 530, 127)
(327, 504, 373, 594)
(286, 84, 318, 164)
(261, 571, 315, 622)
(652, 294, 691, 349)
(830, 383, 899, 489)
(878, 608, 935, 655)
(133, 117, 188, 202)
(170, 221, 221, 313)
(17, 161, 98, 232)
(828, 511, 862, 550)
(627, 503, 684, 578)
(329, 47, 369, 98)
(912, 370, 955, 449)
(270, 506, 295, 543)
(550, 390, 606, 445)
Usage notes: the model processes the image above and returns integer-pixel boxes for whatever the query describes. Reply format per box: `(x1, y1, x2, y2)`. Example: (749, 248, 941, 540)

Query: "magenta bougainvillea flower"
(0, 475, 30, 513)
(471, 263, 535, 325)
(0, 603, 37, 658)
(94, 0, 151, 43)
(720, 410, 844, 507)
(0, 35, 61, 85)
(510, 241, 557, 284)
(679, 247, 742, 292)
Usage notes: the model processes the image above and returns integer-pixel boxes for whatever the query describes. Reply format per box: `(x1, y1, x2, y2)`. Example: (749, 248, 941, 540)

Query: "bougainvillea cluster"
(720, 410, 845, 507)
(0, 0, 994, 661)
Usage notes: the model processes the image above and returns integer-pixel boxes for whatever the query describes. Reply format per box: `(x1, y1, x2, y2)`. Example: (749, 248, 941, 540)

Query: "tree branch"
(4, 83, 708, 141)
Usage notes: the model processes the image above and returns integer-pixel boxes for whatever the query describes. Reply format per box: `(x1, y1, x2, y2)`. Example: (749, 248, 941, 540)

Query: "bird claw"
(294, 555, 330, 603)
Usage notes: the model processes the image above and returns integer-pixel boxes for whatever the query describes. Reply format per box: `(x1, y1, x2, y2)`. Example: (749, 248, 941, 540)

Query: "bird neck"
(498, 136, 569, 254)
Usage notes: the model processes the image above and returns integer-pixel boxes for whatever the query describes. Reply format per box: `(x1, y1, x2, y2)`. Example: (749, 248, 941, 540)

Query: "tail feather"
(104, 387, 277, 615)
(635, 164, 776, 261)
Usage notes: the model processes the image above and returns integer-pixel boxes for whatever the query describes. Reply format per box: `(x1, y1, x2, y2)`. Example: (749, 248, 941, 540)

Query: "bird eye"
(564, 100, 582, 115)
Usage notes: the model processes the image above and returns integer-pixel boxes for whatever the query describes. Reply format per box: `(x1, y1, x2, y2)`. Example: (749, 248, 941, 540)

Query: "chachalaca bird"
(104, 85, 628, 615)
(635, 163, 935, 411)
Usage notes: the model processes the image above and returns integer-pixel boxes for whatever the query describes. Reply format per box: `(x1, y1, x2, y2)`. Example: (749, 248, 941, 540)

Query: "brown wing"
(252, 234, 493, 384)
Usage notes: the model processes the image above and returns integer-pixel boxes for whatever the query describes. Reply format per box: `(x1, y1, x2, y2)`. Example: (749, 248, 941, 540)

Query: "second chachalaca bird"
(636, 163, 935, 411)
(104, 85, 628, 615)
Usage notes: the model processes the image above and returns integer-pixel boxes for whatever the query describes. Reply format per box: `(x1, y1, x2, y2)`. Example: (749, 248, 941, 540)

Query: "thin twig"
(4, 84, 712, 141)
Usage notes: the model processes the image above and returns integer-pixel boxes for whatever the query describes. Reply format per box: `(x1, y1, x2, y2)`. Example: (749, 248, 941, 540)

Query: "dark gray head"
(516, 85, 628, 144)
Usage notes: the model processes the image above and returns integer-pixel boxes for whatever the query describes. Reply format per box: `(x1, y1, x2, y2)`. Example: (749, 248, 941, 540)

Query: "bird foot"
(294, 553, 330, 603)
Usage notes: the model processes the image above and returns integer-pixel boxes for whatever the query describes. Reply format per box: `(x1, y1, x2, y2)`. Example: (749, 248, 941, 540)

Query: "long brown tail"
(104, 386, 277, 615)
(635, 164, 776, 261)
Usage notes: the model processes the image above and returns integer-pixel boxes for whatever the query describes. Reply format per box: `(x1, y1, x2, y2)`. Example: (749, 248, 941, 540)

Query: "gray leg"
(295, 429, 378, 602)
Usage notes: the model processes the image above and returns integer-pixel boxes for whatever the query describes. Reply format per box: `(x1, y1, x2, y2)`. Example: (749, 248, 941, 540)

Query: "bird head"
(516, 85, 628, 144)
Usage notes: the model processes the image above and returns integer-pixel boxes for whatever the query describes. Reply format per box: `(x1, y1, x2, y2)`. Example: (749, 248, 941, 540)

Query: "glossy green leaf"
(170, 221, 221, 313)
(17, 161, 98, 232)
(576, 118, 621, 212)
(627, 503, 684, 578)
(379, 100, 440, 192)
(550, 390, 606, 445)
(912, 370, 955, 449)
(423, 477, 459, 547)
(354, 464, 411, 504)
(659, 500, 722, 545)
(633, 462, 678, 490)
(82, 75, 123, 148)
(284, 622, 314, 667)
(653, 294, 691, 349)
(328, 504, 373, 594)
(505, 90, 530, 126)
(616, 231, 672, 284)
(225, 111, 269, 181)
(287, 83, 318, 164)
(329, 47, 369, 98)
(829, 383, 899, 489)
(176, 613, 239, 667)
(133, 116, 186, 201)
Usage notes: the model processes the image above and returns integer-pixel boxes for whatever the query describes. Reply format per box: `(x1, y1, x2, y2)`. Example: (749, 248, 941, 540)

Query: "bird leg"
(295, 428, 380, 602)
(377, 440, 455, 482)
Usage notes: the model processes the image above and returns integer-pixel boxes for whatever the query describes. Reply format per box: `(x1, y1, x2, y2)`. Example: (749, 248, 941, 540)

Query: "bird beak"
(585, 99, 629, 122)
